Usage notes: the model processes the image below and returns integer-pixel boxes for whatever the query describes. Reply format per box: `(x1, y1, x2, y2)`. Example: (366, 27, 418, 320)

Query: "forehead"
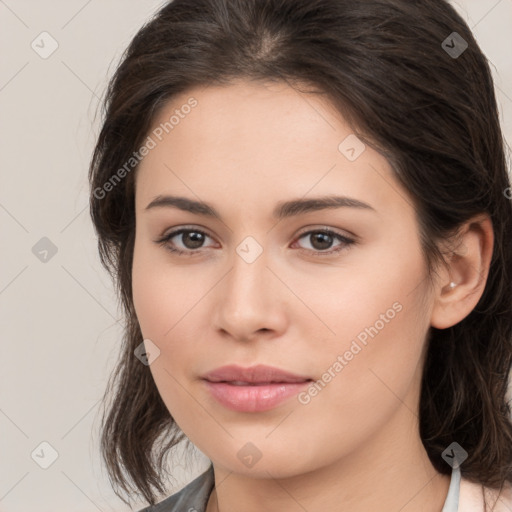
(135, 80, 413, 220)
(143, 79, 346, 170)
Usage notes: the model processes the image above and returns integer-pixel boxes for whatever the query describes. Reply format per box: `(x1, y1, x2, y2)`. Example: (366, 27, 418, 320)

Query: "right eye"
(155, 227, 217, 256)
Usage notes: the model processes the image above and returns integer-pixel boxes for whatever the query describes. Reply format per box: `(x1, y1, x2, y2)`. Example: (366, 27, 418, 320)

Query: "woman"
(88, 0, 512, 511)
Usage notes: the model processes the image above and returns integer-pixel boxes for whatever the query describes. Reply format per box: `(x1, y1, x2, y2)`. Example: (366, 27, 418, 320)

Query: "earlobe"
(430, 214, 494, 330)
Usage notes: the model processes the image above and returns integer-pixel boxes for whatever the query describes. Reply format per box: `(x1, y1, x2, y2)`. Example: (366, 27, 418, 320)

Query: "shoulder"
(136, 465, 215, 512)
(460, 476, 512, 512)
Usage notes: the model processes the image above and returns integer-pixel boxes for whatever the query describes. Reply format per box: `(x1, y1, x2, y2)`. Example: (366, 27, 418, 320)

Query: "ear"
(430, 214, 494, 329)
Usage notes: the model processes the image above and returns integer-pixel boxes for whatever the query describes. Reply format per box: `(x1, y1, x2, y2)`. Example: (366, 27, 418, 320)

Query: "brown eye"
(307, 232, 335, 250)
(178, 231, 206, 249)
(156, 228, 215, 256)
(294, 229, 355, 256)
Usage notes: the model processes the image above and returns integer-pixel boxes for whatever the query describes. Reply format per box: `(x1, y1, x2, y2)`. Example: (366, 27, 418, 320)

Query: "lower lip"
(203, 380, 311, 412)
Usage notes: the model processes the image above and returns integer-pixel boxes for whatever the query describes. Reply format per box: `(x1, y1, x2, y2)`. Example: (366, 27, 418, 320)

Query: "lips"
(202, 364, 312, 384)
(201, 365, 313, 412)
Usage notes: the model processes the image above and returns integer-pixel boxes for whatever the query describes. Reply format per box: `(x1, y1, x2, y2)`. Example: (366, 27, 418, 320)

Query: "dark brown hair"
(88, 0, 512, 507)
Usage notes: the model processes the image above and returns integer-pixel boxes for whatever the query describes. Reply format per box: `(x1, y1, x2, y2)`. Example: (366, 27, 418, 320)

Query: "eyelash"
(155, 227, 356, 258)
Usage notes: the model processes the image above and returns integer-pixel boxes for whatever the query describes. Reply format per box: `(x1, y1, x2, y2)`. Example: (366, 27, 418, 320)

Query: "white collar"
(445, 465, 512, 512)
(441, 466, 461, 512)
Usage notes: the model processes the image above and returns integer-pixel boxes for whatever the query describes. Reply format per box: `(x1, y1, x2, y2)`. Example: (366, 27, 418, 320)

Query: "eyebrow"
(144, 194, 376, 220)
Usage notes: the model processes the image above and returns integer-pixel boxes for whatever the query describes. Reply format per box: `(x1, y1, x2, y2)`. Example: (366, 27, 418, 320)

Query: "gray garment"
(137, 464, 460, 512)
(137, 464, 215, 512)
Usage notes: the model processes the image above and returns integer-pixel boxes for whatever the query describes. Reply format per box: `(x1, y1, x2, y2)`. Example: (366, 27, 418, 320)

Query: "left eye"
(155, 228, 355, 256)
(293, 229, 355, 255)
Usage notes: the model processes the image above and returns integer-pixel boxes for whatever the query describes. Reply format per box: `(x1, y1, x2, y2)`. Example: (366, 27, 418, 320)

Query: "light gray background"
(1, 1, 511, 511)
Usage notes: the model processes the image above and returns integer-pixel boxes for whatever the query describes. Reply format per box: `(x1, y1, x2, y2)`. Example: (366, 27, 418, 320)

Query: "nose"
(211, 245, 288, 342)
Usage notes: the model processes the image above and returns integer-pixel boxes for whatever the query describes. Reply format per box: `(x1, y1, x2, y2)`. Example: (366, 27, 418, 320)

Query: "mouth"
(201, 364, 313, 412)
(202, 364, 312, 384)
(220, 380, 308, 386)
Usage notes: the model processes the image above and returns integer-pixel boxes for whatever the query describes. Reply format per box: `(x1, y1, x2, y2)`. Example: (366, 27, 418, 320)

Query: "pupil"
(311, 232, 332, 250)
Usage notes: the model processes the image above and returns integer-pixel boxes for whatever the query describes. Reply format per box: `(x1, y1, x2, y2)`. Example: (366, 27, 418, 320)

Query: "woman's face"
(132, 79, 436, 476)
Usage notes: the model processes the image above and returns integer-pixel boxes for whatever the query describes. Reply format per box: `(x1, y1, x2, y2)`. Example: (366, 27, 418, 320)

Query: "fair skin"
(131, 79, 493, 512)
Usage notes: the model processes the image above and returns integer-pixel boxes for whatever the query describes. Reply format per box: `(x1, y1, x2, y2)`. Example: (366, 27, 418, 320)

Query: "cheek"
(299, 238, 430, 408)
(289, 230, 428, 353)
(291, 285, 429, 465)
(132, 238, 202, 339)
(132, 243, 165, 338)
(132, 243, 199, 428)
(325, 299, 425, 404)
(131, 239, 208, 393)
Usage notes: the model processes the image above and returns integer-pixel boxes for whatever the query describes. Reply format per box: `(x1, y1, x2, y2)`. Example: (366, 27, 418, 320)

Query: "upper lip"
(202, 364, 312, 384)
